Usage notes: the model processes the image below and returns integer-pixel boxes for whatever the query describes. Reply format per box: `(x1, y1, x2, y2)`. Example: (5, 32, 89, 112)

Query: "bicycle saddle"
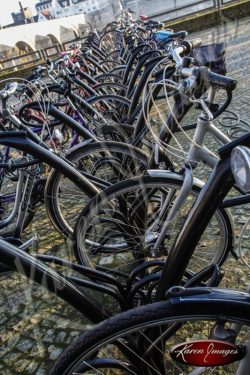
(156, 30, 188, 42)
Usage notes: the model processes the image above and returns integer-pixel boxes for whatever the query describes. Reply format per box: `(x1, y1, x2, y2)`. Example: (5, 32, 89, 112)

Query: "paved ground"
(0, 15, 250, 374)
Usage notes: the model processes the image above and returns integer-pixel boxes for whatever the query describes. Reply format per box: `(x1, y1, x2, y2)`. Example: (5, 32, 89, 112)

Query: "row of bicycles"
(0, 8, 249, 374)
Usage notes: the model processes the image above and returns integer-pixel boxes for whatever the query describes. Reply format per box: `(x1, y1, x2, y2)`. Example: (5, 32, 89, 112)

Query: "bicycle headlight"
(231, 146, 250, 193)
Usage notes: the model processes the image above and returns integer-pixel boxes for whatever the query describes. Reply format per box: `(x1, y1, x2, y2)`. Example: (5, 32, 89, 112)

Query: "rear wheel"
(45, 141, 148, 237)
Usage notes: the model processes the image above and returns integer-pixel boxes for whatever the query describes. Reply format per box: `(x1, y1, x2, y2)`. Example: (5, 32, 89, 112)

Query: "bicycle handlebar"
(201, 68, 237, 91)
(172, 40, 202, 67)
(173, 41, 237, 92)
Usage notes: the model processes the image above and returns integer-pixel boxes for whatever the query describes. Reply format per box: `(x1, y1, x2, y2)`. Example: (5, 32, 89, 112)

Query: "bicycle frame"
(133, 80, 250, 255)
(133, 111, 234, 255)
(156, 132, 250, 300)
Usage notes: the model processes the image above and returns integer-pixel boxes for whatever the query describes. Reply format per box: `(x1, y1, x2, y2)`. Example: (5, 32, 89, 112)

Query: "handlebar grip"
(178, 39, 202, 55)
(206, 70, 237, 91)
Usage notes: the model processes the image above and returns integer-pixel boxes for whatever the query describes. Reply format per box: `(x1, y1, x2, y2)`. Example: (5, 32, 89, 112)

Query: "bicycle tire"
(50, 289, 250, 374)
(95, 122, 134, 142)
(74, 175, 233, 274)
(45, 141, 149, 237)
(86, 94, 131, 124)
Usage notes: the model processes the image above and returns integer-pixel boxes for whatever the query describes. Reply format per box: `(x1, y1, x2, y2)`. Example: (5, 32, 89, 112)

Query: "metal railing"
(0, 38, 84, 74)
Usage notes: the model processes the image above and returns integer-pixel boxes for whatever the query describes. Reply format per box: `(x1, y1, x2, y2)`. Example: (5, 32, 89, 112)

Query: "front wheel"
(74, 175, 233, 274)
(50, 289, 250, 375)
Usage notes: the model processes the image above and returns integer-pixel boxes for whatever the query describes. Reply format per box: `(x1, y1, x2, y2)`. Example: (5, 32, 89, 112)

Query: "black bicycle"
(50, 98, 250, 375)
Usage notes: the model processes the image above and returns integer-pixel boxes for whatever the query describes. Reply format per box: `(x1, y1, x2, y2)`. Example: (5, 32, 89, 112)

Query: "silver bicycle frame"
(147, 100, 233, 253)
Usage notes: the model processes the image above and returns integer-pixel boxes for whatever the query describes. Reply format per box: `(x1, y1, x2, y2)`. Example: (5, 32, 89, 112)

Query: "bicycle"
(0, 81, 149, 239)
(73, 57, 237, 275)
(50, 101, 250, 375)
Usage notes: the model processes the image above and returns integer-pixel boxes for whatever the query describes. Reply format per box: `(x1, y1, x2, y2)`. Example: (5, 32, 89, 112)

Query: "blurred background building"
(4, 0, 122, 26)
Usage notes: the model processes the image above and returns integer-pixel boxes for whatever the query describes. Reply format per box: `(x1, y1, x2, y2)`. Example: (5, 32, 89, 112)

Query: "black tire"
(74, 175, 233, 274)
(45, 141, 148, 237)
(50, 290, 250, 374)
(87, 94, 131, 124)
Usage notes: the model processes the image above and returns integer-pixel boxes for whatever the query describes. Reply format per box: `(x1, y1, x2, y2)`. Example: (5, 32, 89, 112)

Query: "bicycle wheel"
(99, 30, 124, 52)
(87, 94, 131, 124)
(95, 122, 134, 143)
(45, 141, 148, 237)
(50, 289, 250, 374)
(74, 175, 232, 273)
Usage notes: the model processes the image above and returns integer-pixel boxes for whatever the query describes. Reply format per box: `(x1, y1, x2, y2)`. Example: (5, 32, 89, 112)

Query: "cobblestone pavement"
(0, 15, 250, 374)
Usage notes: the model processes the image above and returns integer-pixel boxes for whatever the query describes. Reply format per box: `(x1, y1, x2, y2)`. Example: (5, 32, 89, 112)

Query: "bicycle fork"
(150, 166, 194, 256)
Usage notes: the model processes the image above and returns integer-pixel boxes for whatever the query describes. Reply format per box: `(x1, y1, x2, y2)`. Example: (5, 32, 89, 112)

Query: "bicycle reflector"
(231, 146, 250, 193)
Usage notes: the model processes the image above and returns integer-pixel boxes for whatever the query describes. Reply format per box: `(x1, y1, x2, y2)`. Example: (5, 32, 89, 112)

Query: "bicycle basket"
(192, 42, 227, 75)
